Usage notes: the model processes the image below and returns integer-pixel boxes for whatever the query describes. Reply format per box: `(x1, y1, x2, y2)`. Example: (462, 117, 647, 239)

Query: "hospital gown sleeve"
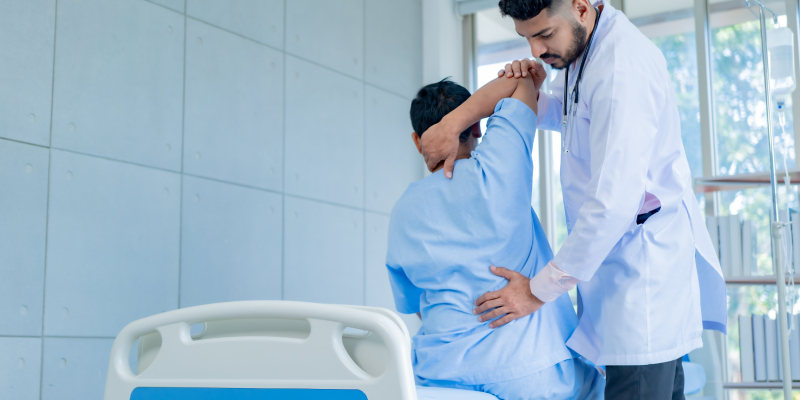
(386, 264, 424, 314)
(473, 98, 539, 181)
(548, 50, 663, 283)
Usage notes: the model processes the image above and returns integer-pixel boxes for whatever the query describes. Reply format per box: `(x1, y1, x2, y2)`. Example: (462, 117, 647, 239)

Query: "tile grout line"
(40, 1, 59, 397)
(49, 147, 180, 174)
(281, 0, 287, 301)
(41, 145, 387, 215)
(181, 173, 282, 195)
(181, 14, 413, 101)
(177, 0, 187, 310)
(362, 0, 367, 307)
(141, 0, 180, 15)
(0, 334, 117, 339)
(185, 14, 282, 52)
(8, 335, 120, 340)
(364, 81, 413, 103)
(0, 137, 50, 149)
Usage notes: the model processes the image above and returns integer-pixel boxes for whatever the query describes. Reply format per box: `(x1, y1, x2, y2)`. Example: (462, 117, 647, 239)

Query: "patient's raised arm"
(420, 61, 546, 178)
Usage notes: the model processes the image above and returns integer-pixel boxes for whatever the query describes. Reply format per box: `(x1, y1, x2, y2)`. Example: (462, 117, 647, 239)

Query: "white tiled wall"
(0, 0, 422, 398)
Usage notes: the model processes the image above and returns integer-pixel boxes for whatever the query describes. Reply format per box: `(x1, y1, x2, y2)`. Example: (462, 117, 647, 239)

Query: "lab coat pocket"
(565, 104, 591, 160)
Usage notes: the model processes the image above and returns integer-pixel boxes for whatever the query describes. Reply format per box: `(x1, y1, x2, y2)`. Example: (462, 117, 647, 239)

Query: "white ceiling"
(624, 0, 695, 19)
(475, 0, 786, 45)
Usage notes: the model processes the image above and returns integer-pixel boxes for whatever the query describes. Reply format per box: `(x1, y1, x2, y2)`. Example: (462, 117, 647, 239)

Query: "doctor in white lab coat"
(420, 0, 726, 398)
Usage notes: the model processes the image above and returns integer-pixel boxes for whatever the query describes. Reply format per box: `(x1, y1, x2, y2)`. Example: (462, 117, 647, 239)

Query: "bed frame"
(102, 301, 419, 400)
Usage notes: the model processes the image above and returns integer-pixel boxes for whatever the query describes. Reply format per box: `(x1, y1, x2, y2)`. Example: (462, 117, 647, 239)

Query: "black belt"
(636, 207, 661, 225)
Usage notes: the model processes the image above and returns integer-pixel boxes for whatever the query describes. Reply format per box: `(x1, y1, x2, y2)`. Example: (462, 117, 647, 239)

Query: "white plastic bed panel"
(43, 338, 114, 400)
(148, 0, 184, 13)
(183, 18, 284, 191)
(284, 56, 365, 208)
(0, 140, 48, 336)
(286, 0, 364, 79)
(51, 0, 184, 171)
(365, 0, 422, 99)
(0, 0, 55, 146)
(284, 197, 365, 305)
(180, 176, 283, 307)
(44, 150, 180, 337)
(104, 301, 417, 399)
(186, 0, 284, 49)
(0, 337, 42, 400)
(365, 86, 422, 214)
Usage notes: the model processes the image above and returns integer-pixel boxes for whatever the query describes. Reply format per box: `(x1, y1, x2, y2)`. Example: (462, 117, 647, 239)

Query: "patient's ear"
(412, 132, 423, 154)
(471, 123, 482, 138)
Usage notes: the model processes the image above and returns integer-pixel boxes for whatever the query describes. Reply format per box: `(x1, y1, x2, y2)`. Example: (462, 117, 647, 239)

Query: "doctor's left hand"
(473, 266, 544, 328)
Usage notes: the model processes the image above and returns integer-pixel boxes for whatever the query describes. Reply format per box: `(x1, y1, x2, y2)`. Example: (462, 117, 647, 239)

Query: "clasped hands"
(419, 59, 545, 178)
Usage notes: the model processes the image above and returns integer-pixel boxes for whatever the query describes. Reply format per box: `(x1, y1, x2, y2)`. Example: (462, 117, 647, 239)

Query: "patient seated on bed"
(385, 75, 604, 400)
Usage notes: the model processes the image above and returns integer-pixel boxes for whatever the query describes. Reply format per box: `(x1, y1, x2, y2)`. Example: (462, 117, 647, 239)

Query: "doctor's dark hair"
(409, 78, 473, 143)
(498, 0, 567, 20)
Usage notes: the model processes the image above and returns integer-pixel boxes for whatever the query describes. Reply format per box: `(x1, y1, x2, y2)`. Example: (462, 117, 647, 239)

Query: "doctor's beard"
(541, 20, 588, 70)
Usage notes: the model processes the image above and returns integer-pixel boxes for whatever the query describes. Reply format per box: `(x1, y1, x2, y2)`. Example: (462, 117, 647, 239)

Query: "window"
(475, 8, 551, 241)
(709, 3, 800, 388)
(627, 0, 704, 210)
(711, 7, 796, 275)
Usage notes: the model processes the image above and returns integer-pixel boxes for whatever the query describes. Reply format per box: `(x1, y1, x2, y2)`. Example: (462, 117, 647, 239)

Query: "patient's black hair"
(409, 78, 473, 143)
(498, 0, 568, 21)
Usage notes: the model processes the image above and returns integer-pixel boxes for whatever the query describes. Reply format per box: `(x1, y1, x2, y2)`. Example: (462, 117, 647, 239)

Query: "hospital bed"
(102, 300, 497, 400)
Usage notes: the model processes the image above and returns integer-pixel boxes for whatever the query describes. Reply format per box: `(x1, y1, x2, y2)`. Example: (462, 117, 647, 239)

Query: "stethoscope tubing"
(562, 6, 602, 153)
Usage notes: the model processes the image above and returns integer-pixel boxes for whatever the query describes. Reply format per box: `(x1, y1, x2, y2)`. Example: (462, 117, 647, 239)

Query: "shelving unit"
(694, 169, 800, 194)
(726, 276, 800, 285)
(699, 183, 797, 397)
(723, 382, 800, 390)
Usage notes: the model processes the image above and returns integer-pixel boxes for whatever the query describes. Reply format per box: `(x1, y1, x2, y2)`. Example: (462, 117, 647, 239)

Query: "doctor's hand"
(499, 59, 546, 94)
(420, 120, 461, 178)
(473, 266, 544, 328)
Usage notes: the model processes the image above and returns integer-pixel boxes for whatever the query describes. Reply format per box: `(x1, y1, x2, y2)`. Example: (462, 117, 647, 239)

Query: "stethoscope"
(562, 6, 602, 153)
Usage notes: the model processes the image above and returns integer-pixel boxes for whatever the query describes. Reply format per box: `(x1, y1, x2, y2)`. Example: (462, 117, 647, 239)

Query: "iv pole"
(746, 0, 792, 398)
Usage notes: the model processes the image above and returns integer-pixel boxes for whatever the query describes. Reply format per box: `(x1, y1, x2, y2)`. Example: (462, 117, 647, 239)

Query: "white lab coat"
(535, 1, 727, 366)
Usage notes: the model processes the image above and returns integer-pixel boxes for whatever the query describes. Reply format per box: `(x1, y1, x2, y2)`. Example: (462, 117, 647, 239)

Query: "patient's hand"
(420, 120, 460, 178)
(473, 266, 544, 328)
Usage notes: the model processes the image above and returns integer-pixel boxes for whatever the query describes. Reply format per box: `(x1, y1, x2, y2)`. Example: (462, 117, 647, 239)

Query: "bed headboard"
(103, 301, 417, 400)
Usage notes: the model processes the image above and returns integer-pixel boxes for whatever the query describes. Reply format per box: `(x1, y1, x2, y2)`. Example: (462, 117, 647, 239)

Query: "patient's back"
(386, 99, 578, 385)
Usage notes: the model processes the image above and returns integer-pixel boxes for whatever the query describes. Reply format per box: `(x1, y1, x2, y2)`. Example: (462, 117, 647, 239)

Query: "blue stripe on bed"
(130, 387, 368, 399)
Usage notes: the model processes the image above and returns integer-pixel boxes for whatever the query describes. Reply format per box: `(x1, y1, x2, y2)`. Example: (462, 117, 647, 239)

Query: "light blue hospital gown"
(387, 98, 604, 400)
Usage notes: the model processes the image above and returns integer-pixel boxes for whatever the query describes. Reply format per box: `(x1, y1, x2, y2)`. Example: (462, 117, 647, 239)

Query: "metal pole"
(696, 0, 721, 217)
(758, 4, 793, 398)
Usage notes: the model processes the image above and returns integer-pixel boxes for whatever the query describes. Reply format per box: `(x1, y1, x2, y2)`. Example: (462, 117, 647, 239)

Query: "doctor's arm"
(419, 62, 546, 178)
(475, 64, 663, 328)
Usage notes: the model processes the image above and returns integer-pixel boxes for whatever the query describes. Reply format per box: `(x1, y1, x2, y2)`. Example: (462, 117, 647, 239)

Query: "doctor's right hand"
(474, 266, 544, 328)
(499, 59, 547, 92)
(420, 119, 461, 178)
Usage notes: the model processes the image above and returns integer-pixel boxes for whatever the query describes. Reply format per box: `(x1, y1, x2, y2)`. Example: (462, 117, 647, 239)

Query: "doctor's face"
(513, 0, 593, 70)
